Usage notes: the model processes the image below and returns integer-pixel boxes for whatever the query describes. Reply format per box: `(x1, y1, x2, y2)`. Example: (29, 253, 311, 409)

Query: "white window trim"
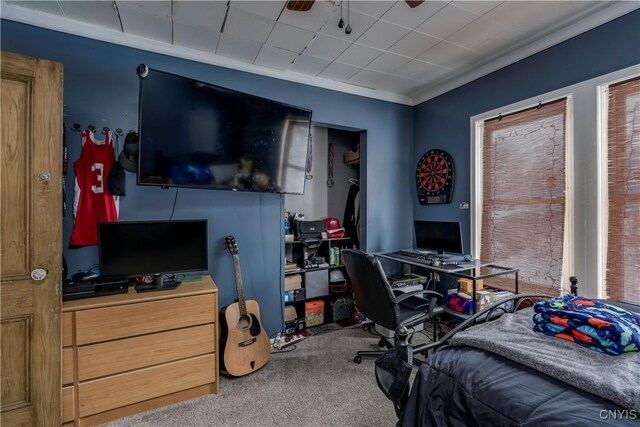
(596, 71, 640, 300)
(470, 64, 640, 298)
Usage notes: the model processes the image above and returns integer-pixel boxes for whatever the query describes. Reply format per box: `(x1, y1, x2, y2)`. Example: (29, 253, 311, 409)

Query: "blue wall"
(413, 9, 640, 254)
(1, 20, 413, 335)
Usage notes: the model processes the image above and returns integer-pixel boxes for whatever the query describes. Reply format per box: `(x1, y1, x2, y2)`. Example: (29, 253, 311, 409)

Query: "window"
(478, 98, 569, 295)
(604, 77, 640, 305)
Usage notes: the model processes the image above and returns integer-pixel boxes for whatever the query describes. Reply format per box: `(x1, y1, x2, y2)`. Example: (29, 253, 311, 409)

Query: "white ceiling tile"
(366, 51, 411, 74)
(266, 22, 315, 54)
(335, 43, 383, 68)
(230, 0, 286, 20)
(317, 62, 360, 82)
(216, 33, 262, 63)
(473, 28, 524, 56)
(223, 7, 276, 44)
(319, 9, 376, 42)
(392, 59, 449, 82)
(254, 45, 297, 70)
(388, 31, 441, 59)
(347, 68, 387, 89)
(416, 4, 478, 40)
(172, 0, 227, 31)
(58, 1, 121, 32)
(5, 1, 64, 15)
(356, 20, 411, 51)
(117, 1, 172, 43)
(117, 1, 170, 18)
(445, 16, 505, 50)
(483, 2, 573, 36)
(349, 1, 395, 19)
(418, 40, 478, 69)
(303, 33, 350, 61)
(451, 1, 504, 16)
(290, 54, 331, 76)
(375, 74, 424, 95)
(380, 0, 448, 30)
(278, 0, 337, 32)
(173, 22, 220, 54)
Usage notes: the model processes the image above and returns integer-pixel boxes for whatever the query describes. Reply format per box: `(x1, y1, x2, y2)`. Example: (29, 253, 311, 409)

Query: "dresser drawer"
(62, 347, 74, 386)
(78, 354, 216, 417)
(77, 324, 216, 381)
(75, 294, 216, 345)
(62, 386, 75, 423)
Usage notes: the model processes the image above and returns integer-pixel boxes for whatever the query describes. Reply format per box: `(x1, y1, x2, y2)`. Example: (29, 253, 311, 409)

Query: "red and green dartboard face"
(416, 149, 454, 204)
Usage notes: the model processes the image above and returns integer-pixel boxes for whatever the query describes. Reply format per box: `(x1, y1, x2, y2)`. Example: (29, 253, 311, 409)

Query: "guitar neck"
(232, 254, 247, 316)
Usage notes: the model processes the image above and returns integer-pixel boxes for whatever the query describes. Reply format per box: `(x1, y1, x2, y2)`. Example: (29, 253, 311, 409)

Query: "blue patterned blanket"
(533, 296, 640, 356)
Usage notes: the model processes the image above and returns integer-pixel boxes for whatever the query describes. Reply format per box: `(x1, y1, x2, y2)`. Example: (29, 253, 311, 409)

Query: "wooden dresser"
(61, 276, 218, 426)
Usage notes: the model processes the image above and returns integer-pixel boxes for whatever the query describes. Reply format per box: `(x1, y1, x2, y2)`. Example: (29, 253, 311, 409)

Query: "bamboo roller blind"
(606, 76, 640, 305)
(481, 98, 568, 294)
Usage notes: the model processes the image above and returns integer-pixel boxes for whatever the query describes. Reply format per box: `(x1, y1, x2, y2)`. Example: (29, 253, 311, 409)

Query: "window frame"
(597, 74, 640, 301)
(472, 95, 574, 293)
(470, 64, 639, 298)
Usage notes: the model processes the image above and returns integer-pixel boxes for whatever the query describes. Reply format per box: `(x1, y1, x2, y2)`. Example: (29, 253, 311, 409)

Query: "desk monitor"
(98, 219, 208, 287)
(414, 220, 463, 255)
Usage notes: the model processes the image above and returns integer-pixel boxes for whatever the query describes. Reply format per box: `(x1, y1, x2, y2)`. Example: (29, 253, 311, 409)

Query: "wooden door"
(1, 51, 63, 426)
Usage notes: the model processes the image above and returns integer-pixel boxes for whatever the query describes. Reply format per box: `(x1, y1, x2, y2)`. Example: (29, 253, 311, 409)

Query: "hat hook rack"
(70, 123, 124, 137)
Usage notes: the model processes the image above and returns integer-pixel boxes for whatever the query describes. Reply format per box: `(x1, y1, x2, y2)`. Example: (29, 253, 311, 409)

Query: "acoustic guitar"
(220, 236, 271, 376)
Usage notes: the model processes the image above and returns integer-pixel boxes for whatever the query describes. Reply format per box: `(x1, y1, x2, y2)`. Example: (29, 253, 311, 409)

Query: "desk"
(376, 252, 518, 317)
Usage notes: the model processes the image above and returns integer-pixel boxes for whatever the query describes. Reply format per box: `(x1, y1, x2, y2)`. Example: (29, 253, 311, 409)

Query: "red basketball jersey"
(69, 130, 119, 246)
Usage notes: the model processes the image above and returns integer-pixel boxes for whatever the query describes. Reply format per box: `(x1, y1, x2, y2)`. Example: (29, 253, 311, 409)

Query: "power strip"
(279, 335, 304, 349)
(272, 334, 304, 350)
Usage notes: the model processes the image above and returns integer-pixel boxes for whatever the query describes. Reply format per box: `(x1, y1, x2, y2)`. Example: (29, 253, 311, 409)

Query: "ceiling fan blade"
(405, 0, 425, 8)
(286, 0, 315, 12)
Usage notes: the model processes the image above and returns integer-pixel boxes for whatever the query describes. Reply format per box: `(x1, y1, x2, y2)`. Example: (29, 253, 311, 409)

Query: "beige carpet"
(102, 326, 401, 427)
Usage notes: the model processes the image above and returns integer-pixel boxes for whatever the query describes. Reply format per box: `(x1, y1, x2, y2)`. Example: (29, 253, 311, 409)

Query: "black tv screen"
(98, 220, 208, 279)
(138, 68, 312, 194)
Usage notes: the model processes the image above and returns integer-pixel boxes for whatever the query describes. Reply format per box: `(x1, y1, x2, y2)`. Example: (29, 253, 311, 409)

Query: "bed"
(390, 293, 640, 426)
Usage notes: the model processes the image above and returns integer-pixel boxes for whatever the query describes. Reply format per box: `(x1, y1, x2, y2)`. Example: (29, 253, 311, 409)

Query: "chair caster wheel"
(353, 355, 362, 364)
(378, 338, 386, 348)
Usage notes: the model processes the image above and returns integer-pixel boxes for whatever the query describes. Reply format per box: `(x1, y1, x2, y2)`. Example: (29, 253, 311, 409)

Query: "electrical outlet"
(434, 273, 440, 283)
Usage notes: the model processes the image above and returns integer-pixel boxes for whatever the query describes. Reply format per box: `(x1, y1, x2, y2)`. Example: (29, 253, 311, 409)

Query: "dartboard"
(416, 149, 454, 205)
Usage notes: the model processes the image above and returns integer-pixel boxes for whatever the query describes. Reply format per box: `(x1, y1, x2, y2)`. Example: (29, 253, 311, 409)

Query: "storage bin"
(331, 298, 353, 322)
(305, 300, 324, 327)
(305, 270, 328, 298)
(285, 274, 302, 291)
(285, 305, 298, 322)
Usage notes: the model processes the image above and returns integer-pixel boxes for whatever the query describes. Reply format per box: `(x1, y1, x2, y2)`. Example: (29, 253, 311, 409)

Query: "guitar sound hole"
(238, 314, 252, 329)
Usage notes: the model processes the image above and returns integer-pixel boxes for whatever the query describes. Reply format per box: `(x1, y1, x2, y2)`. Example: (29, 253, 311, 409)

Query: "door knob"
(31, 268, 48, 281)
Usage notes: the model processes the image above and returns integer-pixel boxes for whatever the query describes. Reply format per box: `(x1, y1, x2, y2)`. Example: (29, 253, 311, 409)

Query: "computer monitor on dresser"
(98, 219, 208, 289)
(414, 220, 463, 256)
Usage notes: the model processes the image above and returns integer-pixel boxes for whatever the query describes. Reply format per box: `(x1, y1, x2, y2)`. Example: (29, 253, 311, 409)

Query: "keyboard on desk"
(393, 250, 430, 261)
(390, 251, 469, 268)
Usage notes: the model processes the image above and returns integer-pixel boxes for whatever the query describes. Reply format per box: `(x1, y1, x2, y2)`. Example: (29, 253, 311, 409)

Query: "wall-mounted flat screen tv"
(138, 67, 312, 194)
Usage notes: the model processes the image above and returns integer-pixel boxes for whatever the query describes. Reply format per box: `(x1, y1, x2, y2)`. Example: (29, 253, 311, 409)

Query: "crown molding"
(0, 3, 414, 106)
(411, 1, 640, 105)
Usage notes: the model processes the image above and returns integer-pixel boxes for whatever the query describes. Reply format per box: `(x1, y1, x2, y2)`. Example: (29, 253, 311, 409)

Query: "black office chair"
(342, 249, 441, 364)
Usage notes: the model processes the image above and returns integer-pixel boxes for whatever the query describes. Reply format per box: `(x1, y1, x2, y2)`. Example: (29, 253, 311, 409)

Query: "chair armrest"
(392, 289, 441, 304)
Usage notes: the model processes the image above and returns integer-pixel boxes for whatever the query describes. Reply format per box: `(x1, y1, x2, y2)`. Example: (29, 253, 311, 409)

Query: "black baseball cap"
(118, 131, 138, 173)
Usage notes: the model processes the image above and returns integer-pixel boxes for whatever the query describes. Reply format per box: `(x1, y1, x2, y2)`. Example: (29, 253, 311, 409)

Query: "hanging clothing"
(343, 183, 360, 245)
(69, 130, 119, 246)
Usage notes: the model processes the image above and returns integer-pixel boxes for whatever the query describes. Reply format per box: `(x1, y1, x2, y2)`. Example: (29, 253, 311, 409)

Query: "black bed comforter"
(400, 346, 636, 427)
